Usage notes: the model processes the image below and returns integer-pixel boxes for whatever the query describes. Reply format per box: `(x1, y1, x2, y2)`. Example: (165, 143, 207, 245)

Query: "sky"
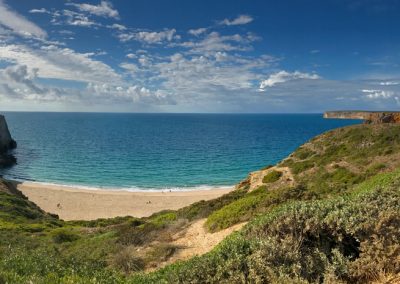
(0, 0, 399, 113)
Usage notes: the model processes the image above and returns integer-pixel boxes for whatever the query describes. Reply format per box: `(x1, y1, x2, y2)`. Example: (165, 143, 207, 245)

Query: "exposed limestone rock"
(324, 111, 400, 124)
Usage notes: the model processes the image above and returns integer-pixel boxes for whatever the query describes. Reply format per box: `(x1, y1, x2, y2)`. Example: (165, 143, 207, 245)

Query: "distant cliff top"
(324, 111, 400, 124)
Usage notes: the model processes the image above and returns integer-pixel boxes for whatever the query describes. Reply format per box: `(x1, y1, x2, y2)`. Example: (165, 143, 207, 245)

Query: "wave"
(6, 176, 234, 192)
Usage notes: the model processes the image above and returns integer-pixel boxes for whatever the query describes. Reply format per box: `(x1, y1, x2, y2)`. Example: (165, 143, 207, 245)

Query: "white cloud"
(67, 1, 119, 19)
(188, 28, 207, 36)
(220, 15, 253, 26)
(0, 44, 121, 83)
(118, 29, 179, 44)
(0, 64, 68, 102)
(0, 0, 47, 39)
(62, 9, 99, 27)
(107, 23, 126, 30)
(259, 71, 320, 90)
(379, 81, 399, 86)
(126, 53, 136, 59)
(145, 51, 274, 106)
(29, 8, 49, 14)
(0, 64, 172, 107)
(180, 32, 256, 54)
(361, 89, 395, 99)
(120, 62, 139, 73)
(138, 55, 152, 67)
(87, 83, 174, 105)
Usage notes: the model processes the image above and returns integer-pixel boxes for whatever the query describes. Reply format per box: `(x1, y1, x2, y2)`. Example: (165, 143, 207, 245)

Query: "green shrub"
(176, 188, 248, 220)
(110, 248, 145, 274)
(145, 243, 180, 263)
(262, 170, 282, 183)
(293, 147, 315, 160)
(51, 229, 80, 243)
(289, 160, 315, 174)
(205, 186, 313, 232)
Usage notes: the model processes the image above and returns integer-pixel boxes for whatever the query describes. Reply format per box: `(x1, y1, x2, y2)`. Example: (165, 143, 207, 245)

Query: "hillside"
(1, 124, 400, 283)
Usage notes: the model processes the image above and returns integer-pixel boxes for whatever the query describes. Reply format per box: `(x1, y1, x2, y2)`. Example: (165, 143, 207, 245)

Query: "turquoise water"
(0, 113, 358, 190)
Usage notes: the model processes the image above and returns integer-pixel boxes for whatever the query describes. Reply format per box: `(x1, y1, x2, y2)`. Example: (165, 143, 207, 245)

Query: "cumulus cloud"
(107, 23, 126, 30)
(87, 83, 174, 105)
(62, 9, 99, 27)
(120, 62, 139, 74)
(118, 29, 179, 44)
(140, 51, 275, 107)
(0, 64, 67, 102)
(188, 28, 207, 36)
(67, 1, 119, 19)
(0, 64, 172, 107)
(259, 71, 320, 90)
(0, 0, 47, 39)
(180, 32, 257, 54)
(361, 89, 396, 99)
(4, 65, 42, 93)
(0, 44, 121, 83)
(220, 15, 253, 26)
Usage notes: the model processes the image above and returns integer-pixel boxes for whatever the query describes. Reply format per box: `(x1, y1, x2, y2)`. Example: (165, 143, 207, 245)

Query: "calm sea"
(0, 113, 358, 191)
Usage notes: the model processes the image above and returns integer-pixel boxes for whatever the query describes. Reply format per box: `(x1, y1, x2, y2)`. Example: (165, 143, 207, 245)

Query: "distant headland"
(324, 110, 400, 124)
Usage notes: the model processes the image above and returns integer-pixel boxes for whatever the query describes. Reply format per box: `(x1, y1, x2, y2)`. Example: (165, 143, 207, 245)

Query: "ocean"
(0, 113, 358, 191)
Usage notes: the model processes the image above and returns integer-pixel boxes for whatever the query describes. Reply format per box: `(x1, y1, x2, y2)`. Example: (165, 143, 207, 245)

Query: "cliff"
(0, 114, 17, 167)
(324, 110, 400, 124)
(0, 115, 16, 153)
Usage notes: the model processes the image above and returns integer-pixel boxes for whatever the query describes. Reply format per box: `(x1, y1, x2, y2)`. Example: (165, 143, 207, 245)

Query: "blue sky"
(0, 0, 399, 112)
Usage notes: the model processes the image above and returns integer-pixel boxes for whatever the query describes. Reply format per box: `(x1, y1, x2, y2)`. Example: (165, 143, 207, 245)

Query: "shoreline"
(14, 181, 234, 221)
(8, 178, 234, 192)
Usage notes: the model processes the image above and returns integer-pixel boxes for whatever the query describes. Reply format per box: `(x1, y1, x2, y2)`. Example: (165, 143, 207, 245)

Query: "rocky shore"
(0, 114, 17, 168)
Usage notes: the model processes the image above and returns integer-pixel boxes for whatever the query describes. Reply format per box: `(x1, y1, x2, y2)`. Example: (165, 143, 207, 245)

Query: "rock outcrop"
(324, 111, 400, 124)
(0, 114, 17, 168)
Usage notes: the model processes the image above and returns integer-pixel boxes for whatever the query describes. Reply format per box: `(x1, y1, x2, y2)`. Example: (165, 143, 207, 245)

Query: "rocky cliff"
(324, 111, 400, 124)
(0, 114, 17, 168)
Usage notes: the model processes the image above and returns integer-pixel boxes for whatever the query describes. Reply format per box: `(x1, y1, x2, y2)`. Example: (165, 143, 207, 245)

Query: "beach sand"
(16, 182, 233, 221)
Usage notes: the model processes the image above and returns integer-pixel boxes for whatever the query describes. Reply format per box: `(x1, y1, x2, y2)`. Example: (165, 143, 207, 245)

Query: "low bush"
(262, 170, 282, 183)
(110, 247, 145, 274)
(51, 228, 80, 243)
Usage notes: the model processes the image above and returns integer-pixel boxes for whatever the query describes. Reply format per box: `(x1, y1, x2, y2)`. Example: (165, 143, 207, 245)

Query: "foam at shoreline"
(8, 177, 234, 193)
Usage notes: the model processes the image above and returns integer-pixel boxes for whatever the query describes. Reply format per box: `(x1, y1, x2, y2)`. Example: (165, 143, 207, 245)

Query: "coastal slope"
(1, 124, 400, 283)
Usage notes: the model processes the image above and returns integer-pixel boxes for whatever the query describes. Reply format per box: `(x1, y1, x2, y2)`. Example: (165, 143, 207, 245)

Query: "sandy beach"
(16, 182, 233, 221)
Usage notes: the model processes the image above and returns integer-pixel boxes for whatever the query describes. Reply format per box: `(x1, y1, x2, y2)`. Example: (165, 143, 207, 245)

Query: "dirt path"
(155, 219, 246, 269)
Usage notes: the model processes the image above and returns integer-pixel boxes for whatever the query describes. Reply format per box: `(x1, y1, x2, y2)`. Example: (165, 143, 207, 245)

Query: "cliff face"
(324, 111, 400, 124)
(0, 115, 16, 153)
(0, 115, 17, 168)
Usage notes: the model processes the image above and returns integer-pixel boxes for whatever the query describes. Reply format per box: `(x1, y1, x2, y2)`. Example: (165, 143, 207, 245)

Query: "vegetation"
(1, 124, 400, 283)
(133, 170, 400, 283)
(262, 170, 282, 183)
